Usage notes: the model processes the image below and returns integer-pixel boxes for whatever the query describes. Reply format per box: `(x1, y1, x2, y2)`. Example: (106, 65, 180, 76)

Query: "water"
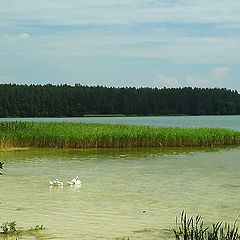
(1, 147, 240, 239)
(0, 115, 240, 130)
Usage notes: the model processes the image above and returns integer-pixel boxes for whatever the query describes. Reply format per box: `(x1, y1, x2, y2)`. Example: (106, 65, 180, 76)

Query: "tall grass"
(173, 211, 240, 240)
(0, 121, 240, 149)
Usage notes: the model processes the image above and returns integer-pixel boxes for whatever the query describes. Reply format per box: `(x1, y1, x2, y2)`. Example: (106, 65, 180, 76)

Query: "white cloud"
(18, 33, 30, 40)
(210, 67, 231, 80)
(0, 1, 239, 88)
(0, 33, 31, 41)
(156, 67, 232, 89)
(186, 67, 231, 88)
(0, 0, 240, 27)
(155, 73, 181, 88)
(0, 1, 239, 64)
(186, 76, 210, 87)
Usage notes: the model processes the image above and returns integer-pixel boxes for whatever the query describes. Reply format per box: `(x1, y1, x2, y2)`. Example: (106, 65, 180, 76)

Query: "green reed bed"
(0, 121, 240, 149)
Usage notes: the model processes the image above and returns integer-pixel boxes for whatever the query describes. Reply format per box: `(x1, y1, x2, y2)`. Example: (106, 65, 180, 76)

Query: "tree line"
(0, 84, 239, 117)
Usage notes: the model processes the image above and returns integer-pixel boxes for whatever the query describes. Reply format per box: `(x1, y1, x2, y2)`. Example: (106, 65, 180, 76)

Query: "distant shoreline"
(1, 114, 240, 118)
(1, 84, 239, 117)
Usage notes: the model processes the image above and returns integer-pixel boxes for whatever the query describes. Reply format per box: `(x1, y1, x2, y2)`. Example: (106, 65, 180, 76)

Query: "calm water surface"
(1, 147, 240, 239)
(0, 115, 240, 130)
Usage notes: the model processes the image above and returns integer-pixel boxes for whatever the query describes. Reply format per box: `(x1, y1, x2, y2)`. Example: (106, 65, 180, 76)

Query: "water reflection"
(1, 145, 239, 163)
(49, 184, 81, 193)
(49, 185, 64, 191)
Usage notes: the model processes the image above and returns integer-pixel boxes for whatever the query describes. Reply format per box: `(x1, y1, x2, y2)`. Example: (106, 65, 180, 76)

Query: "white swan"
(67, 176, 81, 186)
(49, 179, 64, 186)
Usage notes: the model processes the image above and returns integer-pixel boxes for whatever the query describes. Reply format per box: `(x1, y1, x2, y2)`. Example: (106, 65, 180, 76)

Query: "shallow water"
(1, 147, 240, 239)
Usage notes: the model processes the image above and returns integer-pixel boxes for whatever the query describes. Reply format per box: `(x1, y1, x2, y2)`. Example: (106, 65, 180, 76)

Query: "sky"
(0, 0, 240, 91)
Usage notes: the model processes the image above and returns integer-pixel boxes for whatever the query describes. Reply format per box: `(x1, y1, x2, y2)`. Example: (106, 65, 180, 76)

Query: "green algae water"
(1, 147, 240, 239)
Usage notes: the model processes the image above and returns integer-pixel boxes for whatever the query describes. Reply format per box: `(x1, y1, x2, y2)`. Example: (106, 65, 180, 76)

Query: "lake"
(0, 115, 240, 130)
(1, 146, 240, 239)
(1, 116, 240, 239)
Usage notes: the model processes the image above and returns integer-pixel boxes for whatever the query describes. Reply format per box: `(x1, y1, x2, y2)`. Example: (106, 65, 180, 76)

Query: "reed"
(0, 221, 44, 238)
(173, 211, 240, 240)
(0, 121, 240, 150)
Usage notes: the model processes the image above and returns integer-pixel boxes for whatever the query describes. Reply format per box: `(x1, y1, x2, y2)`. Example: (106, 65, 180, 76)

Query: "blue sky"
(0, 0, 240, 91)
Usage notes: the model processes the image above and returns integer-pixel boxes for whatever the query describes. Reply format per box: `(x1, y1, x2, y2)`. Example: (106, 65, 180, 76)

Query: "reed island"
(0, 121, 240, 151)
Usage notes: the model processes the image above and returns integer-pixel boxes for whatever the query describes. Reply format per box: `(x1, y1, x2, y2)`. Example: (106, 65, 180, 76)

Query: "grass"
(0, 121, 240, 149)
(0, 221, 44, 239)
(173, 211, 240, 240)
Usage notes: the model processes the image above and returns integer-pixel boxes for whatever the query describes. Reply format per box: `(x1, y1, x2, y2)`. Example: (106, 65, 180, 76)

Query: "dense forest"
(0, 84, 239, 117)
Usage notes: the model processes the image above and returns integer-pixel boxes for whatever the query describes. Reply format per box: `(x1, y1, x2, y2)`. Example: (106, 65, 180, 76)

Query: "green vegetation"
(0, 84, 240, 117)
(115, 212, 240, 240)
(173, 211, 239, 240)
(0, 221, 44, 239)
(0, 121, 240, 149)
(1, 221, 17, 235)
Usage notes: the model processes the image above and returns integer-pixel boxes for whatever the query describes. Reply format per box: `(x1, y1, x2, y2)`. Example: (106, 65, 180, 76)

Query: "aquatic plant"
(1, 221, 17, 234)
(0, 121, 240, 150)
(29, 225, 45, 231)
(173, 211, 240, 240)
(0, 221, 45, 238)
